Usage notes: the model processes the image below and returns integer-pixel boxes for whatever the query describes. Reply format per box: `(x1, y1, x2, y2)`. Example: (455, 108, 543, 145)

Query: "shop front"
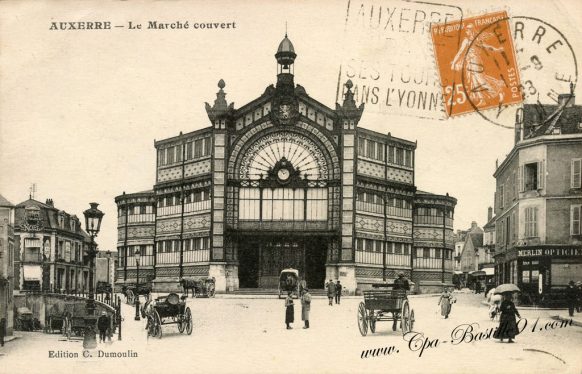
(515, 246, 582, 305)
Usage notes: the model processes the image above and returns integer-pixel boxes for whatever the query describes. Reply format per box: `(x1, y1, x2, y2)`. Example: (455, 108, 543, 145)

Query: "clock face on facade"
(277, 168, 290, 181)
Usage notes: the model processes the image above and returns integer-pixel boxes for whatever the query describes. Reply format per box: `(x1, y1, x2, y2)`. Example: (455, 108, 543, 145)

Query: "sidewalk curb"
(550, 315, 582, 328)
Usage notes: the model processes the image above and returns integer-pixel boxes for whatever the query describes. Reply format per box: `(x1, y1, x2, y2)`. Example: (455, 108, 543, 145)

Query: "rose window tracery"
(238, 132, 328, 180)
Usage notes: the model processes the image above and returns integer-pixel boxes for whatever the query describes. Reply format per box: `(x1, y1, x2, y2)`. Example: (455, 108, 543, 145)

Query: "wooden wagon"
(357, 284, 415, 336)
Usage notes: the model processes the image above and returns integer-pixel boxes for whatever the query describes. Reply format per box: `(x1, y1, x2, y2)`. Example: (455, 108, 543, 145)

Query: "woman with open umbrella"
(493, 291, 521, 343)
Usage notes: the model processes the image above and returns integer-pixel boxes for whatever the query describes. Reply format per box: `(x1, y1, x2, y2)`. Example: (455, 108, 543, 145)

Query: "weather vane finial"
(285, 21, 288, 38)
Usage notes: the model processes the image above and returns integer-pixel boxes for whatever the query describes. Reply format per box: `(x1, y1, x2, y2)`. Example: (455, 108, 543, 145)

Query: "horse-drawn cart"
(357, 283, 415, 336)
(144, 293, 193, 339)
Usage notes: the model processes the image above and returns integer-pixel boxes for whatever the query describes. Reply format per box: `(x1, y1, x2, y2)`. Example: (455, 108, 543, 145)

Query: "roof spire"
(285, 21, 288, 38)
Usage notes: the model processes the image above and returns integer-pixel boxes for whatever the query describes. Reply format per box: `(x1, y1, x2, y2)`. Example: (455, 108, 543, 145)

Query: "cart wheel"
(357, 302, 368, 336)
(178, 312, 185, 334)
(185, 307, 193, 335)
(208, 288, 215, 298)
(401, 299, 410, 335)
(154, 310, 162, 339)
(369, 311, 376, 334)
(409, 309, 415, 332)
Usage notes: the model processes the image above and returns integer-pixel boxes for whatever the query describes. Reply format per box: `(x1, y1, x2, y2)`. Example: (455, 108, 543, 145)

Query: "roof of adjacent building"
(0, 194, 14, 208)
(523, 97, 582, 139)
(14, 198, 91, 241)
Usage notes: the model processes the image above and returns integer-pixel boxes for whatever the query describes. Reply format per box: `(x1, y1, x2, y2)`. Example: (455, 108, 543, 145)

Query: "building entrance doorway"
(237, 236, 328, 289)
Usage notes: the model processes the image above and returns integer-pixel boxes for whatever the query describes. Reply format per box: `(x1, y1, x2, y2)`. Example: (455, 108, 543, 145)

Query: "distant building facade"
(0, 194, 15, 337)
(13, 199, 94, 293)
(493, 88, 582, 302)
(115, 36, 457, 294)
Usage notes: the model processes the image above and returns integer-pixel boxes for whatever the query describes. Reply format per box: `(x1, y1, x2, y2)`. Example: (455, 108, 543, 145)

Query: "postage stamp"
(431, 10, 522, 118)
(338, 0, 463, 120)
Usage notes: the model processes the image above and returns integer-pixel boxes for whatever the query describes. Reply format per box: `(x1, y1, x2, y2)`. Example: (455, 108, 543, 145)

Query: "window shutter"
(518, 165, 524, 192)
(572, 159, 582, 189)
(572, 206, 581, 235)
(533, 207, 538, 237)
(537, 160, 545, 189)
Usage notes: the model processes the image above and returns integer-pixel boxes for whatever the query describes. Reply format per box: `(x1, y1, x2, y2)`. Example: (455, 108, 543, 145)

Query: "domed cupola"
(275, 33, 296, 88)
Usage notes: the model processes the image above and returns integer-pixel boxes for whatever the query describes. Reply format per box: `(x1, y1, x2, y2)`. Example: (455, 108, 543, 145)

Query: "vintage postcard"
(1, 1, 581, 373)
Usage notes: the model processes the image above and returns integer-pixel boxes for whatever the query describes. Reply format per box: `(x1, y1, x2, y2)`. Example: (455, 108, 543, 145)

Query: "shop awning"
(453, 271, 463, 274)
(23, 265, 42, 281)
(469, 270, 486, 276)
(483, 268, 494, 276)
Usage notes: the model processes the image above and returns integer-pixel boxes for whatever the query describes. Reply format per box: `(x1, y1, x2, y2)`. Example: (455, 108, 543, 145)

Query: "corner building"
(493, 89, 582, 304)
(116, 36, 457, 294)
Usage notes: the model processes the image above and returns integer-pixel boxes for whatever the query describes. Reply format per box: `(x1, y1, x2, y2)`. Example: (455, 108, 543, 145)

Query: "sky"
(1, 0, 581, 251)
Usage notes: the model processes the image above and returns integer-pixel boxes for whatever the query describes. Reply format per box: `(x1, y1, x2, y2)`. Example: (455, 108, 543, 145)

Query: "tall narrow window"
(167, 146, 175, 164)
(194, 139, 203, 158)
(358, 138, 365, 156)
(186, 142, 193, 159)
(524, 207, 538, 237)
(204, 137, 212, 156)
(388, 145, 395, 163)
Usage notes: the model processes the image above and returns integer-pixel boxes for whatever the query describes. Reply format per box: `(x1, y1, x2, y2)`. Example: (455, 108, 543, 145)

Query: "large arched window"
(237, 131, 330, 223)
(238, 132, 328, 180)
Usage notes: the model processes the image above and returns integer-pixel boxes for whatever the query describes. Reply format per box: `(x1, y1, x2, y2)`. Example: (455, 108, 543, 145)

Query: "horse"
(179, 278, 201, 298)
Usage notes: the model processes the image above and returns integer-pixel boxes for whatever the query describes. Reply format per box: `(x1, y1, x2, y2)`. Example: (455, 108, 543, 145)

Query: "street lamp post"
(106, 250, 112, 303)
(82, 202, 104, 350)
(134, 248, 141, 321)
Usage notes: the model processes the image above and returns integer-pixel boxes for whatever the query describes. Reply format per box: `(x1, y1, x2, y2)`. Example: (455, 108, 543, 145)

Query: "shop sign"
(518, 248, 582, 257)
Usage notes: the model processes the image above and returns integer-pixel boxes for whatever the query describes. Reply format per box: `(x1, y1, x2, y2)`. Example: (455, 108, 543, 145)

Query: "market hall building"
(115, 36, 457, 294)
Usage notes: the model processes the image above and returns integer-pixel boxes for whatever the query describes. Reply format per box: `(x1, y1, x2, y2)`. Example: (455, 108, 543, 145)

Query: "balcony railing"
(355, 251, 410, 266)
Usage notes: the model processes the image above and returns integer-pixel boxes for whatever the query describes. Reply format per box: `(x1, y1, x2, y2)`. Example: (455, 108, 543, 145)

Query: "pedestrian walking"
(97, 311, 110, 343)
(335, 280, 342, 304)
(565, 280, 577, 317)
(475, 281, 482, 294)
(285, 291, 294, 329)
(493, 292, 521, 343)
(325, 279, 335, 306)
(0, 317, 6, 347)
(301, 288, 311, 329)
(438, 287, 454, 319)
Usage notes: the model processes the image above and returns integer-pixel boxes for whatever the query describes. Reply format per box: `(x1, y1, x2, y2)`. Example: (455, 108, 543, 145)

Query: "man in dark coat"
(394, 272, 410, 291)
(97, 311, 110, 343)
(0, 318, 6, 347)
(285, 291, 294, 329)
(566, 280, 578, 317)
(335, 281, 342, 305)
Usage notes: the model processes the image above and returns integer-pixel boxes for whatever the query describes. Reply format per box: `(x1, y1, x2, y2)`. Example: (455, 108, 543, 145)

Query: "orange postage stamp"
(431, 10, 522, 117)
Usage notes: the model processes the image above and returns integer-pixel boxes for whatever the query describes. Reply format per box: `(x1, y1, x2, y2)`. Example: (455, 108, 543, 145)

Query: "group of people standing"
(285, 288, 312, 330)
(325, 279, 342, 306)
(285, 279, 344, 330)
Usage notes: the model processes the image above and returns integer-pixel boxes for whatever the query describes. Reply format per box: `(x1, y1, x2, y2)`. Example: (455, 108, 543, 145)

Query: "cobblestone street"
(1, 292, 581, 374)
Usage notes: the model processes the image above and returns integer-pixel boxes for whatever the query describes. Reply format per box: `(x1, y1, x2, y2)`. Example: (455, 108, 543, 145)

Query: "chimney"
(45, 198, 54, 207)
(558, 83, 575, 108)
(515, 109, 523, 144)
(487, 207, 493, 222)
